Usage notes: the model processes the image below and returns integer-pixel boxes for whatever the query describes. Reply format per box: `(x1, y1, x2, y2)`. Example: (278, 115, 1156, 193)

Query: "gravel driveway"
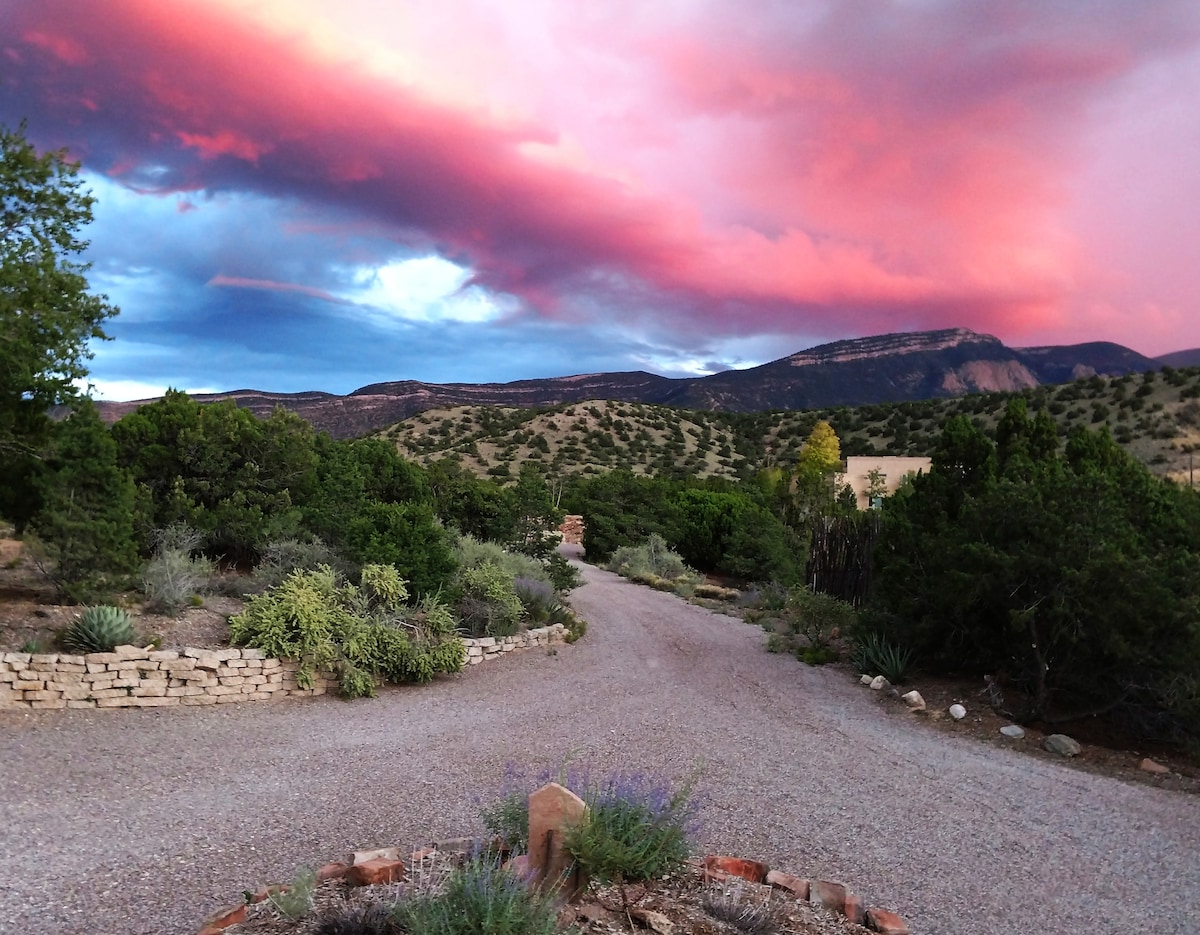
(2, 548, 1198, 935)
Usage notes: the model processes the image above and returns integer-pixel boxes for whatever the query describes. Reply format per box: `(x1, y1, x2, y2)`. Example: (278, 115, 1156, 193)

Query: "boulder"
(948, 703, 966, 720)
(808, 879, 846, 913)
(860, 674, 873, 685)
(869, 675, 890, 691)
(900, 690, 925, 710)
(1140, 757, 1170, 774)
(1044, 734, 1081, 757)
(528, 782, 588, 897)
(1000, 725, 1025, 739)
(765, 870, 809, 899)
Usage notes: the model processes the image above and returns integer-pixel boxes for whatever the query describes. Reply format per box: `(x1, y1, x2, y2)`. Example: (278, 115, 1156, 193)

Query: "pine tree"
(31, 401, 138, 601)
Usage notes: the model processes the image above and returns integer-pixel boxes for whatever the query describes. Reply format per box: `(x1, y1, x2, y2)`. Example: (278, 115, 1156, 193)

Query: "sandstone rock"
(352, 846, 403, 865)
(948, 703, 967, 720)
(765, 869, 809, 899)
(865, 907, 910, 935)
(869, 675, 890, 691)
(1140, 757, 1170, 774)
(528, 782, 587, 897)
(901, 690, 925, 710)
(199, 903, 246, 932)
(844, 892, 866, 925)
(1000, 725, 1025, 739)
(316, 861, 348, 882)
(345, 857, 405, 887)
(701, 855, 769, 884)
(808, 879, 846, 913)
(1044, 734, 1081, 757)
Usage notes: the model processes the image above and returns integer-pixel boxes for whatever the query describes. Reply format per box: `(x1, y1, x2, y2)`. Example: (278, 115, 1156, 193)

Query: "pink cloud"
(4, 0, 1199, 353)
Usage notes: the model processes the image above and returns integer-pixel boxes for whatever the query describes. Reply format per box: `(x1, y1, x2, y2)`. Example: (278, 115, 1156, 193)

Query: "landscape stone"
(1000, 725, 1025, 739)
(844, 892, 866, 925)
(1044, 734, 1081, 757)
(948, 704, 967, 720)
(765, 869, 809, 899)
(1139, 757, 1170, 774)
(701, 855, 769, 884)
(900, 690, 925, 710)
(528, 782, 588, 896)
(860, 674, 873, 685)
(808, 879, 847, 913)
(865, 907, 910, 935)
(869, 675, 890, 691)
(345, 857, 405, 887)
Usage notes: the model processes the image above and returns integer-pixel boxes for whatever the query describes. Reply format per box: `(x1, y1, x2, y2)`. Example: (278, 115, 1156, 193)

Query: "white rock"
(860, 674, 873, 685)
(1000, 725, 1025, 739)
(869, 675, 890, 691)
(948, 703, 967, 720)
(901, 690, 926, 710)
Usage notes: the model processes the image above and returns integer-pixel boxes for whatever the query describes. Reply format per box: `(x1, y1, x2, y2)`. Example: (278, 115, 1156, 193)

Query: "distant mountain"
(92, 328, 1166, 439)
(1156, 348, 1200, 368)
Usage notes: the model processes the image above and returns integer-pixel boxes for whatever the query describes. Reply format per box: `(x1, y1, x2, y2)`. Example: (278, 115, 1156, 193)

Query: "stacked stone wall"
(0, 624, 567, 711)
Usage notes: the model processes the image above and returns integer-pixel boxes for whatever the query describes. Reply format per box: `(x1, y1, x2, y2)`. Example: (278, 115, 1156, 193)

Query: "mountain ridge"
(91, 327, 1166, 439)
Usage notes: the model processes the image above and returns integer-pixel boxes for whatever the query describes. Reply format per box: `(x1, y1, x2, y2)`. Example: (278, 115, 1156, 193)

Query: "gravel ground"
(2, 548, 1198, 935)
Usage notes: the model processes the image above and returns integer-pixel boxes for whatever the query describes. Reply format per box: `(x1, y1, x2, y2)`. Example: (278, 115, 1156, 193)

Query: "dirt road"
(1, 550, 1197, 934)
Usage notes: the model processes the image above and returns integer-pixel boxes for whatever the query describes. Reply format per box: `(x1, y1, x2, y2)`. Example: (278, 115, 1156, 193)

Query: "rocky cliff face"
(91, 328, 1160, 438)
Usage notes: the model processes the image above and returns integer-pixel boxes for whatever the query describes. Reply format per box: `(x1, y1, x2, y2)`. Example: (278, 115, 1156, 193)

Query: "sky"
(2, 0, 1199, 400)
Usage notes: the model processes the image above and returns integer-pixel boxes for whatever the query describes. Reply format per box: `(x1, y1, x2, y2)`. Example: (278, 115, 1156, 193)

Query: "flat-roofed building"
(838, 456, 932, 510)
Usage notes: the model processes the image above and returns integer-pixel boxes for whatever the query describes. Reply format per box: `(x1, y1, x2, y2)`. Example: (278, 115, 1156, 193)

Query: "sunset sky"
(2, 0, 1198, 399)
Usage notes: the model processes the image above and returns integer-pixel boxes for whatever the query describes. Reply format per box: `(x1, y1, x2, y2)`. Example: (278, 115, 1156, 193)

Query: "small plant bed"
(211, 856, 885, 935)
(205, 767, 904, 935)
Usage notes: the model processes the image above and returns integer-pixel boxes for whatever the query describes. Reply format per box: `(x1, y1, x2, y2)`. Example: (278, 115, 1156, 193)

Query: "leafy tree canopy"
(1, 122, 118, 455)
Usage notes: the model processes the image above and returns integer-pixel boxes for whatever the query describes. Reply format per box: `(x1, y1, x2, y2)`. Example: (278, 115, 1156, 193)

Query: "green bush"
(395, 856, 560, 935)
(252, 537, 344, 592)
(455, 535, 550, 586)
(228, 564, 464, 696)
(61, 606, 136, 653)
(783, 587, 855, 654)
(608, 534, 693, 581)
(563, 771, 697, 884)
(456, 562, 524, 637)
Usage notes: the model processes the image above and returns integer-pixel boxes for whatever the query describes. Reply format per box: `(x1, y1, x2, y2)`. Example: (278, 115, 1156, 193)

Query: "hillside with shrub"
(380, 366, 1200, 485)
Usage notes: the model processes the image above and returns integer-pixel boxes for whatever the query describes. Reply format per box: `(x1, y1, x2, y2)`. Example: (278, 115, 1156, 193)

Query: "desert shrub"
(783, 587, 855, 655)
(312, 903, 401, 935)
(455, 535, 550, 586)
(563, 771, 698, 884)
(253, 537, 344, 591)
(141, 524, 214, 614)
(455, 562, 524, 638)
(608, 534, 692, 581)
(395, 856, 560, 935)
(228, 564, 464, 696)
(701, 882, 783, 935)
(61, 605, 136, 653)
(512, 576, 556, 623)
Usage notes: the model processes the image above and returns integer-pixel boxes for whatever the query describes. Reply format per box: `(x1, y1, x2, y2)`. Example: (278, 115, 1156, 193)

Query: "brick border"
(0, 624, 567, 711)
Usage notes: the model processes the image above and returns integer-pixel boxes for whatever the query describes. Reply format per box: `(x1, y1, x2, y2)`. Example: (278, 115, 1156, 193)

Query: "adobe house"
(838, 456, 932, 510)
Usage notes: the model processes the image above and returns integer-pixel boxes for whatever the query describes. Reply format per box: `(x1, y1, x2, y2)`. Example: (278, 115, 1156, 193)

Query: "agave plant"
(61, 606, 136, 654)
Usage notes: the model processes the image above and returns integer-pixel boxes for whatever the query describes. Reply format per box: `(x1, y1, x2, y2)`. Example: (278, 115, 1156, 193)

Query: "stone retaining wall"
(0, 624, 567, 711)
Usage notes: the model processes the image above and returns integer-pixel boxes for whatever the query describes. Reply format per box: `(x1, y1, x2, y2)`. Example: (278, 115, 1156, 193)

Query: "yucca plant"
(61, 606, 136, 654)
